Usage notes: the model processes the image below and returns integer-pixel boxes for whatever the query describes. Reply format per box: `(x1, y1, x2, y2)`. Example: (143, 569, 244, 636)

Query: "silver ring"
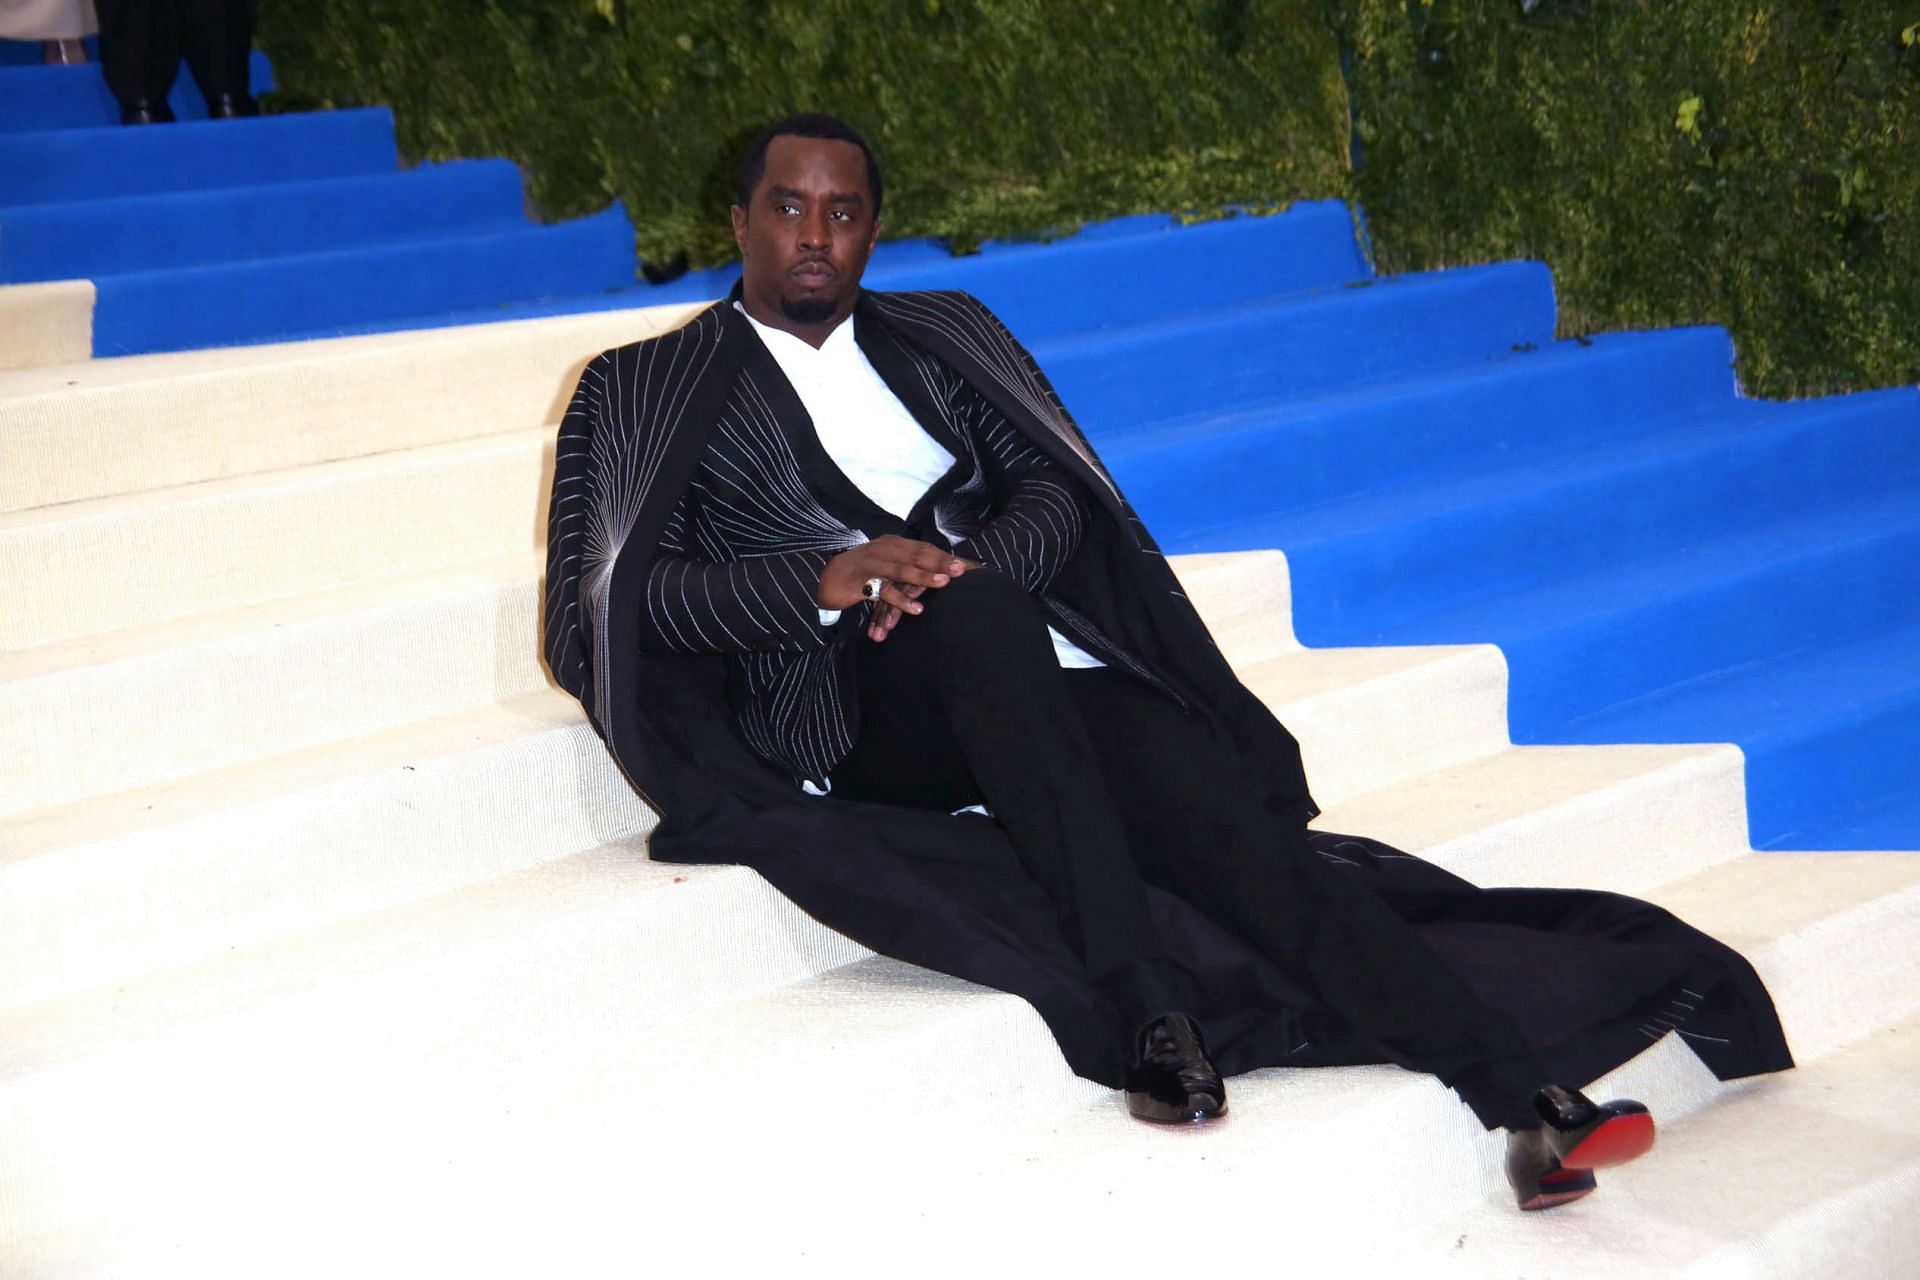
(861, 576, 887, 602)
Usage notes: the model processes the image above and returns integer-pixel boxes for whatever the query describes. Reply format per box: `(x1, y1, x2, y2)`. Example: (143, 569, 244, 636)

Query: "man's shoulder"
(587, 298, 736, 373)
(863, 287, 994, 320)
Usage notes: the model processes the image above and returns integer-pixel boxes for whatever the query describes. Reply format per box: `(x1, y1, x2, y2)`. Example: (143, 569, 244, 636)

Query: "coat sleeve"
(948, 387, 1091, 594)
(634, 487, 843, 655)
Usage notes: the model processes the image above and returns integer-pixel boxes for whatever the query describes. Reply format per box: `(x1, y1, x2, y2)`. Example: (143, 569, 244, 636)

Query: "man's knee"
(917, 567, 1049, 641)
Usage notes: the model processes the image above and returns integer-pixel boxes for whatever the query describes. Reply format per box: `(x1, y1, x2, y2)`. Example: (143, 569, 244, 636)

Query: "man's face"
(732, 134, 881, 344)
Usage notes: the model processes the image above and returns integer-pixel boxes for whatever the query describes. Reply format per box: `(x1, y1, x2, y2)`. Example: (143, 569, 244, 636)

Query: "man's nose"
(797, 208, 830, 249)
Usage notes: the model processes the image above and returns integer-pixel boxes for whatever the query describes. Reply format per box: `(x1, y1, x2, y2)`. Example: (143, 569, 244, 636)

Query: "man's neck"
(737, 292, 858, 349)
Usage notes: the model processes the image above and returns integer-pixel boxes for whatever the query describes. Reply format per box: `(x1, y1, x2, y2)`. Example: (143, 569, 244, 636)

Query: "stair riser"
(0, 968, 1085, 1272)
(0, 108, 399, 208)
(0, 50, 274, 134)
(23, 833, 1902, 1187)
(1389, 748, 1752, 894)
(1751, 883, 1920, 1054)
(0, 278, 90, 371)
(1746, 691, 1920, 849)
(1251, 646, 1511, 804)
(873, 200, 1370, 343)
(0, 431, 552, 649)
(9, 731, 1740, 1053)
(0, 716, 652, 1014)
(0, 572, 549, 818)
(1676, 1164, 1920, 1280)
(5, 553, 1292, 819)
(1, 853, 875, 1081)
(1508, 521, 1920, 734)
(1120, 328, 1740, 545)
(0, 305, 695, 513)
(1045, 263, 1558, 440)
(1294, 394, 1920, 639)
(0, 159, 532, 283)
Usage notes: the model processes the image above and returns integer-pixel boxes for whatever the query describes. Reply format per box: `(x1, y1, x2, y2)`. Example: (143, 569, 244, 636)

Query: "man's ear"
(867, 217, 883, 255)
(731, 204, 749, 256)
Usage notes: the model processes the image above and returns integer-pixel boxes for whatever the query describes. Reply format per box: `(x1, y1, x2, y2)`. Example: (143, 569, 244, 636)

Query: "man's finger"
(878, 583, 923, 614)
(879, 559, 952, 589)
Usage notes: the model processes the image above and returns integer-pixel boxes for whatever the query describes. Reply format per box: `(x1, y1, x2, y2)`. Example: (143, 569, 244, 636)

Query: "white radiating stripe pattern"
(649, 364, 870, 780)
(543, 309, 725, 732)
(871, 291, 1177, 591)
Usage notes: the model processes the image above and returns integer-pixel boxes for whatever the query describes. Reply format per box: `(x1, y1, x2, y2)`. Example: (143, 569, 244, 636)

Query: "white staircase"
(3, 310, 1915, 1278)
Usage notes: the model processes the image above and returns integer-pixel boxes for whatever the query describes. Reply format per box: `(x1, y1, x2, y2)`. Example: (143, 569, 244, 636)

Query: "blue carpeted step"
(0, 108, 398, 207)
(287, 203, 1372, 351)
(1363, 490, 1920, 741)
(0, 159, 531, 282)
(1822, 788, 1920, 850)
(868, 201, 1370, 342)
(1031, 261, 1558, 439)
(0, 51, 274, 131)
(1266, 388, 1920, 640)
(91, 203, 637, 355)
(1567, 620, 1920, 848)
(1116, 326, 1739, 542)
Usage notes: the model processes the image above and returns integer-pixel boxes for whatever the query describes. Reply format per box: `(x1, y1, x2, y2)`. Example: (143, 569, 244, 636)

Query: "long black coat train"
(541, 288, 1792, 1119)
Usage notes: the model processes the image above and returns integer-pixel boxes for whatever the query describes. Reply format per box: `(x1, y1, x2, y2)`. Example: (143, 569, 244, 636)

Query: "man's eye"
(830, 210, 853, 222)
(776, 202, 799, 215)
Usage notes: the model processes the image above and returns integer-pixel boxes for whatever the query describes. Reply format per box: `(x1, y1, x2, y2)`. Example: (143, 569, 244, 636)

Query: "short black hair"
(735, 112, 883, 219)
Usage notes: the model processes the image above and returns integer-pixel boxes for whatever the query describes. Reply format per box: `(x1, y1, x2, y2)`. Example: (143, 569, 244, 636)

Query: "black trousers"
(96, 0, 255, 109)
(830, 569, 1559, 1126)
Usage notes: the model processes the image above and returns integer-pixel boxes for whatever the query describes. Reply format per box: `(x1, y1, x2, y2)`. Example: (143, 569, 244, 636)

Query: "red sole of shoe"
(1561, 1111, 1656, 1170)
(1520, 1167, 1597, 1212)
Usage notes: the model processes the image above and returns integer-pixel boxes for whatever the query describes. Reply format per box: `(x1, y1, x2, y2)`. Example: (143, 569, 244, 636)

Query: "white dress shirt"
(738, 304, 1102, 669)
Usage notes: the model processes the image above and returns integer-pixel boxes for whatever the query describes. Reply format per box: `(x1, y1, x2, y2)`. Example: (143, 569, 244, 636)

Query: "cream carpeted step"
(1647, 851, 1920, 1056)
(0, 696, 1750, 1041)
(0, 303, 696, 513)
(0, 550, 1293, 819)
(0, 427, 552, 649)
(0, 435, 1295, 655)
(0, 693, 642, 1014)
(5, 844, 1912, 1275)
(0, 280, 92, 371)
(1379, 1016, 1920, 1277)
(1241, 640, 1510, 802)
(0, 555, 547, 817)
(1321, 740, 1752, 890)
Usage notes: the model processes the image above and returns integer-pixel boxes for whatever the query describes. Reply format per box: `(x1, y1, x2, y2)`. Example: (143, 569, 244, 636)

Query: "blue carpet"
(0, 159, 530, 282)
(0, 108, 399, 207)
(3, 49, 1913, 849)
(0, 50, 274, 130)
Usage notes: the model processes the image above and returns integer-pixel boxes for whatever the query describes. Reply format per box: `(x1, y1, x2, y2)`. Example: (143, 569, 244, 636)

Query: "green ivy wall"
(257, 1, 1918, 398)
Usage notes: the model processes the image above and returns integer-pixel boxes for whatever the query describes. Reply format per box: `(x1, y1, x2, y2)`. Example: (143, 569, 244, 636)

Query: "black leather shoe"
(1505, 1083, 1656, 1211)
(1124, 1012, 1227, 1124)
(204, 93, 260, 119)
(120, 98, 176, 125)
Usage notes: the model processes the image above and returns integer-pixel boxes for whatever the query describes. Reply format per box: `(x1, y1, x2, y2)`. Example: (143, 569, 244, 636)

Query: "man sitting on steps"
(542, 112, 1793, 1211)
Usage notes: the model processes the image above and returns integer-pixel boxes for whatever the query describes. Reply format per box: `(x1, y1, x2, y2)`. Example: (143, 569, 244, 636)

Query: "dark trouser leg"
(96, 0, 182, 110)
(1065, 667, 1554, 1128)
(178, 0, 255, 105)
(830, 570, 1186, 1026)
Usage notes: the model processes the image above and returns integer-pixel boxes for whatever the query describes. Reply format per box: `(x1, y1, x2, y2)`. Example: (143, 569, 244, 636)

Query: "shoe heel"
(1516, 1163, 1597, 1211)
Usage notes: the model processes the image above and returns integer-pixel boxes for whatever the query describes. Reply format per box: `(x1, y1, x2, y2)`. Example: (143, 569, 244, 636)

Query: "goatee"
(779, 295, 839, 326)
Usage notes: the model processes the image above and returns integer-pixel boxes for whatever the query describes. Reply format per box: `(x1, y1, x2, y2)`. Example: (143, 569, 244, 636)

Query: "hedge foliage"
(256, 1, 1918, 397)
(255, 0, 1349, 264)
(1341, 1, 1920, 397)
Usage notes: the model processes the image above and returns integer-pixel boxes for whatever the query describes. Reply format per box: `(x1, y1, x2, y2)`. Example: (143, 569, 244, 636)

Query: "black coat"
(542, 289, 1793, 1107)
